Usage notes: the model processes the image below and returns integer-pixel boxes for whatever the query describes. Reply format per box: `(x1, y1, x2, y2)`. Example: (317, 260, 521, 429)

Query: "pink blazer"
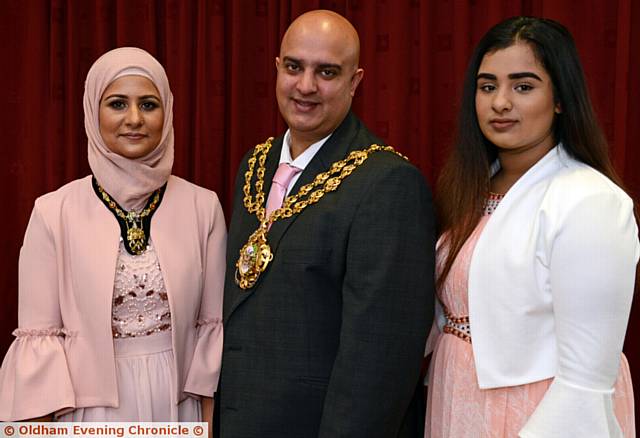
(0, 175, 226, 421)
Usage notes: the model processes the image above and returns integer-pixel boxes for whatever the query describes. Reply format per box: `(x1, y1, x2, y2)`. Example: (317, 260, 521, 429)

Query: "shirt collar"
(279, 130, 331, 170)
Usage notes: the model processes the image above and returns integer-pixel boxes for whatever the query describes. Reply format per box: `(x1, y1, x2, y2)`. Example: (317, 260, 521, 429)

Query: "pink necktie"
(265, 163, 302, 219)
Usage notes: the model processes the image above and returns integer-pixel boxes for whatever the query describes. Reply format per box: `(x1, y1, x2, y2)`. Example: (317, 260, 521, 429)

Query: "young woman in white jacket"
(425, 17, 638, 438)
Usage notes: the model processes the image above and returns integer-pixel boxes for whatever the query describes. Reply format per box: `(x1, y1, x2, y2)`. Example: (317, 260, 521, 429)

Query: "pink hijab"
(84, 47, 174, 211)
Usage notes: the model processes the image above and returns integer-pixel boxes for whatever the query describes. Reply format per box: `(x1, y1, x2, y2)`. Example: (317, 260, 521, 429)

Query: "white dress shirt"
(278, 130, 331, 195)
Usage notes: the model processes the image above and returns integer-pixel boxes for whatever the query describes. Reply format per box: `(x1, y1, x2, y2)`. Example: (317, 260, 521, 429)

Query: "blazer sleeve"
(318, 159, 436, 438)
(184, 192, 227, 397)
(519, 190, 639, 438)
(0, 199, 75, 421)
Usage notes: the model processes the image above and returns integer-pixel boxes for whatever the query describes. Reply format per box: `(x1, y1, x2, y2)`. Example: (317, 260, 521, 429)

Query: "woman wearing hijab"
(0, 47, 225, 424)
(424, 17, 637, 437)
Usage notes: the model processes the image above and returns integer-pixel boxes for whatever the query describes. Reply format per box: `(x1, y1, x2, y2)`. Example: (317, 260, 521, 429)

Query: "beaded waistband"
(442, 304, 471, 344)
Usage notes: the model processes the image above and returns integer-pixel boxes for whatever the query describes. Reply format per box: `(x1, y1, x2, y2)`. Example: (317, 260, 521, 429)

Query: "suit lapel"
(225, 113, 363, 320)
(264, 112, 360, 256)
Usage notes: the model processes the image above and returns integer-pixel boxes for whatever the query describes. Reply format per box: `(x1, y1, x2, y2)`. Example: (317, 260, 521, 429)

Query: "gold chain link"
(96, 184, 161, 221)
(234, 137, 408, 290)
(242, 137, 408, 226)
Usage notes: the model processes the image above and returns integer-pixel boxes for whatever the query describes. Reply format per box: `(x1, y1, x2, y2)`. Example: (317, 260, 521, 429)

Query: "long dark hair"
(436, 16, 625, 288)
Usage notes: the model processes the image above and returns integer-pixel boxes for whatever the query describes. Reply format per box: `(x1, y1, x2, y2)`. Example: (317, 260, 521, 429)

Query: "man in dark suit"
(217, 9, 435, 438)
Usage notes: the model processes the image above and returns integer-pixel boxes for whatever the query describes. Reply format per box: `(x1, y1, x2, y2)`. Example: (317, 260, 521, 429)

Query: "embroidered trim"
(442, 325, 472, 344)
(12, 327, 72, 338)
(484, 192, 505, 215)
(196, 318, 222, 327)
(442, 304, 472, 344)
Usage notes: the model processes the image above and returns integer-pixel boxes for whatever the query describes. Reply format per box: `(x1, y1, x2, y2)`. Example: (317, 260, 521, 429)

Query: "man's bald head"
(280, 10, 361, 71)
(275, 10, 364, 155)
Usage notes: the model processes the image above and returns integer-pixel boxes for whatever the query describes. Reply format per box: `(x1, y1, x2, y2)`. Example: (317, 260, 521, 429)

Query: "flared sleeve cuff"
(519, 377, 622, 438)
(183, 318, 223, 397)
(0, 328, 75, 421)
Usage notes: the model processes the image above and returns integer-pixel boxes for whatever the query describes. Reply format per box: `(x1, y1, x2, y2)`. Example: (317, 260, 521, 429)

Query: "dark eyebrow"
(476, 72, 543, 81)
(476, 73, 496, 81)
(318, 63, 341, 70)
(103, 94, 161, 101)
(508, 72, 543, 81)
(282, 56, 342, 71)
(282, 56, 302, 64)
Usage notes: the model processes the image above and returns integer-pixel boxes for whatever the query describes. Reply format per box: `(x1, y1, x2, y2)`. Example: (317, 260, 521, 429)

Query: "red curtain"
(2, 0, 639, 419)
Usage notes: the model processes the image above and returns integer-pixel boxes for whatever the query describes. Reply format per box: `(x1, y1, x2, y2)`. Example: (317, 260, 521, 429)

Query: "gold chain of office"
(235, 136, 408, 290)
(96, 183, 162, 255)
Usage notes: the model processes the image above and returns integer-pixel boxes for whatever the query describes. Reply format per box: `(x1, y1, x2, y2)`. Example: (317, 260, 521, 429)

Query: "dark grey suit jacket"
(217, 112, 435, 437)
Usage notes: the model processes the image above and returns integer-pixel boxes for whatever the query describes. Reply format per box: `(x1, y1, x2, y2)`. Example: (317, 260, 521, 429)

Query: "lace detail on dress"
(112, 239, 171, 339)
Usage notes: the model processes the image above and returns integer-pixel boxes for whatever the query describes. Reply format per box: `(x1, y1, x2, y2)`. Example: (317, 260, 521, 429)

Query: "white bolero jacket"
(429, 145, 638, 437)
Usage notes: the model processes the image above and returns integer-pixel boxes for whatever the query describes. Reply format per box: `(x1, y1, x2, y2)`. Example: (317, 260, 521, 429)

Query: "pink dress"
(58, 239, 200, 421)
(425, 197, 635, 438)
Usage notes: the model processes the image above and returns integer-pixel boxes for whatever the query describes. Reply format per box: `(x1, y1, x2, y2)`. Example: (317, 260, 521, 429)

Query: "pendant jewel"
(127, 224, 146, 254)
(235, 225, 273, 289)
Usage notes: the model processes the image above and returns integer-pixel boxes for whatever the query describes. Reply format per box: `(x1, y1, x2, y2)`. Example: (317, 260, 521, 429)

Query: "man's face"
(275, 27, 363, 146)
